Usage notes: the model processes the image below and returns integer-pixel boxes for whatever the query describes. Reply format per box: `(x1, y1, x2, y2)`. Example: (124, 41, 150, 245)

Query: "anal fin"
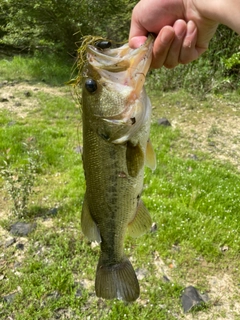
(127, 200, 152, 238)
(81, 196, 101, 243)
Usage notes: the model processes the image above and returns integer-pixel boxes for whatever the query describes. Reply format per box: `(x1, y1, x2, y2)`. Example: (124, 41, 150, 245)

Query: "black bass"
(81, 35, 156, 302)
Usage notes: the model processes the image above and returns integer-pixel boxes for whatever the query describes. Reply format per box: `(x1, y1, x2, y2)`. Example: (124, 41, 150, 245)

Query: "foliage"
(0, 144, 40, 218)
(0, 0, 136, 54)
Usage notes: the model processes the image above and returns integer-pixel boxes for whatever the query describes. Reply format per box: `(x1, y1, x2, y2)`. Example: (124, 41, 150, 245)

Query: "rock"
(48, 207, 58, 216)
(189, 154, 199, 160)
(208, 141, 215, 147)
(162, 275, 170, 282)
(0, 97, 9, 102)
(74, 282, 83, 298)
(157, 117, 171, 126)
(2, 292, 17, 304)
(16, 243, 25, 250)
(181, 285, 208, 313)
(74, 146, 83, 154)
(150, 222, 158, 233)
(10, 222, 37, 236)
(136, 268, 149, 280)
(24, 91, 32, 97)
(5, 238, 16, 248)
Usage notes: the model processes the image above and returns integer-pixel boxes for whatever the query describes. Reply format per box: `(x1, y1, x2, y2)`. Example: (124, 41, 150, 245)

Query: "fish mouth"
(87, 35, 154, 97)
(86, 35, 154, 144)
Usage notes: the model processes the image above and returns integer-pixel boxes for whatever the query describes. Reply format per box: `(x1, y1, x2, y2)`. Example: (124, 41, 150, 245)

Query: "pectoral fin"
(81, 196, 101, 243)
(126, 141, 144, 178)
(127, 200, 152, 238)
(145, 139, 156, 171)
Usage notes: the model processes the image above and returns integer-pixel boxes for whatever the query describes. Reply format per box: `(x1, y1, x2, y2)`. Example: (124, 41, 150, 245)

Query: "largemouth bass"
(81, 35, 156, 302)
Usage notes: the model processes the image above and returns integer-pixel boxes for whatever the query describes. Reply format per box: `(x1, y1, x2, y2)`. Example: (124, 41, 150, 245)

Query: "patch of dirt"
(0, 80, 72, 118)
(153, 93, 240, 171)
(151, 251, 240, 319)
(183, 273, 240, 320)
(174, 113, 240, 171)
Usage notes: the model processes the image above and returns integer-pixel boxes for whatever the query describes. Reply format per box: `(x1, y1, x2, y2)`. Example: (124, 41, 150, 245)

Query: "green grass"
(0, 52, 74, 85)
(0, 54, 240, 319)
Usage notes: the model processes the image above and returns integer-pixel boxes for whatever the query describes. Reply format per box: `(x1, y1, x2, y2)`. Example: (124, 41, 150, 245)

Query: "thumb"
(129, 10, 148, 48)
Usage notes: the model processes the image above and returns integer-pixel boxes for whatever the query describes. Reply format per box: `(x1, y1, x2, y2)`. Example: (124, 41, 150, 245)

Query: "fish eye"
(95, 40, 111, 49)
(85, 79, 97, 93)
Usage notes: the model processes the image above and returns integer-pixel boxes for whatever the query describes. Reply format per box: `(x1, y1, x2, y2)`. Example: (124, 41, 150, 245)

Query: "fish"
(80, 35, 156, 302)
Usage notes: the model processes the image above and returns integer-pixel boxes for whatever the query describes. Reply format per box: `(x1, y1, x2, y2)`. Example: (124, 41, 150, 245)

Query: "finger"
(163, 20, 187, 69)
(129, 6, 148, 49)
(151, 26, 175, 69)
(179, 21, 199, 64)
(129, 35, 148, 49)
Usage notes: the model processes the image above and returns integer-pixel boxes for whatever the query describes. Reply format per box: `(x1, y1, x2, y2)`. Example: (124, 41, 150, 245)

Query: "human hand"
(129, 0, 219, 69)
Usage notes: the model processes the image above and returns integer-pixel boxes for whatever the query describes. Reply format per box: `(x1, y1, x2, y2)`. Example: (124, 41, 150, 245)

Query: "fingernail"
(174, 20, 187, 38)
(129, 36, 147, 48)
(160, 28, 174, 44)
(187, 21, 196, 35)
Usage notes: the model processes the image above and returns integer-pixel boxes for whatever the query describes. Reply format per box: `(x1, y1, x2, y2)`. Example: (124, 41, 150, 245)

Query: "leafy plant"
(0, 0, 137, 54)
(0, 144, 40, 218)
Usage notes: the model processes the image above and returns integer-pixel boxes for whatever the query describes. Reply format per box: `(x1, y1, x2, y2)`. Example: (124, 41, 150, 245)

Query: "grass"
(0, 54, 240, 319)
(0, 52, 74, 85)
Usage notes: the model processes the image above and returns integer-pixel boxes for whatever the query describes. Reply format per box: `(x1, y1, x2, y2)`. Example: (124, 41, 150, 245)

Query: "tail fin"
(95, 257, 140, 302)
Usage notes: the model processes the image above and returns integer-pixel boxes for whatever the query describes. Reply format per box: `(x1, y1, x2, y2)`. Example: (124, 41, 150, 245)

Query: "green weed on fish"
(66, 35, 112, 88)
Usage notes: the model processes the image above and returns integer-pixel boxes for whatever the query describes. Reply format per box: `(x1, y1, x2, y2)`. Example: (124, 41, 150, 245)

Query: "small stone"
(0, 97, 9, 102)
(150, 222, 158, 232)
(74, 282, 83, 298)
(24, 91, 32, 97)
(162, 275, 170, 282)
(208, 141, 215, 147)
(15, 102, 22, 107)
(10, 222, 37, 236)
(14, 262, 22, 268)
(189, 154, 199, 160)
(91, 241, 99, 249)
(135, 268, 149, 280)
(5, 238, 16, 248)
(220, 245, 229, 252)
(157, 118, 171, 126)
(48, 207, 58, 216)
(16, 243, 25, 250)
(181, 286, 206, 313)
(74, 146, 83, 154)
(3, 292, 17, 304)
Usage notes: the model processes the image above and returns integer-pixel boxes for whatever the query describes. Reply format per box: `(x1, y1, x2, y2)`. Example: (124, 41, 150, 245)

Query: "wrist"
(193, 0, 240, 34)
